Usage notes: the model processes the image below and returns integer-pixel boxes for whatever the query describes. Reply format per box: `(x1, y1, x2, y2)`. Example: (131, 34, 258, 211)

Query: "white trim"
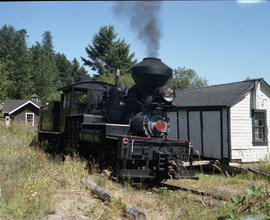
(25, 113, 34, 126)
(9, 100, 40, 115)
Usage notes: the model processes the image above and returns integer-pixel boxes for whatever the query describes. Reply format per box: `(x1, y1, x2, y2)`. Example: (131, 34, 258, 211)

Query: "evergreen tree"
(0, 25, 32, 99)
(0, 62, 10, 101)
(96, 71, 135, 89)
(42, 31, 54, 53)
(0, 26, 89, 102)
(55, 55, 88, 87)
(81, 25, 137, 78)
(71, 58, 88, 82)
(55, 53, 73, 87)
(30, 31, 59, 102)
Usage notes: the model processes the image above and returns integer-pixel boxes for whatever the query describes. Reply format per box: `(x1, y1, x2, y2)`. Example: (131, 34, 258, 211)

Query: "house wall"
(230, 83, 270, 162)
(10, 103, 39, 127)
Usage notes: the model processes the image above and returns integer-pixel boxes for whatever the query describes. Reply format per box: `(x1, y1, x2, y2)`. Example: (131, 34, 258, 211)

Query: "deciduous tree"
(168, 67, 208, 90)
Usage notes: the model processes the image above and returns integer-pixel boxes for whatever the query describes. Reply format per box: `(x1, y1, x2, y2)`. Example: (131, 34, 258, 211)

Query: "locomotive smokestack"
(113, 2, 161, 57)
(132, 57, 172, 97)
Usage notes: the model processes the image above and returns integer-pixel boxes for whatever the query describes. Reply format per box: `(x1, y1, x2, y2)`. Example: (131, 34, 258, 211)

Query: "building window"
(253, 110, 267, 145)
(25, 113, 34, 126)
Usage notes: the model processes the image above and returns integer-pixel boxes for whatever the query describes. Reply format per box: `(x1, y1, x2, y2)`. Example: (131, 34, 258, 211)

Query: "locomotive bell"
(132, 58, 172, 97)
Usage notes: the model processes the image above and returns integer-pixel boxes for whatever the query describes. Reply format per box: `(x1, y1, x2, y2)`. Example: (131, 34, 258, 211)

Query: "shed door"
(167, 112, 178, 139)
(202, 111, 221, 159)
(188, 111, 202, 156)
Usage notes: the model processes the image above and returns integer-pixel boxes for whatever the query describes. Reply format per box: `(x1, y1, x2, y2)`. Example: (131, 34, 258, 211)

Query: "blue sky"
(1, 1, 270, 85)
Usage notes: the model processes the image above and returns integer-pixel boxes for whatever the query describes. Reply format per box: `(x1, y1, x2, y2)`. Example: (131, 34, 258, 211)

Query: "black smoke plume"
(113, 2, 162, 57)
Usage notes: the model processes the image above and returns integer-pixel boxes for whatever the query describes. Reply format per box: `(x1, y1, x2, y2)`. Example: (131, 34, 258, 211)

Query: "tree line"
(0, 25, 87, 103)
(0, 24, 207, 104)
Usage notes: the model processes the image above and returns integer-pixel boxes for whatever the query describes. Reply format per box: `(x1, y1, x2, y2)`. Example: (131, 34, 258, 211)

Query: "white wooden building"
(168, 78, 270, 162)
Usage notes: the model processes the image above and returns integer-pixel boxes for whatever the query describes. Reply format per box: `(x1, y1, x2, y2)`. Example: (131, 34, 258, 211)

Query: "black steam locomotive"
(38, 58, 195, 181)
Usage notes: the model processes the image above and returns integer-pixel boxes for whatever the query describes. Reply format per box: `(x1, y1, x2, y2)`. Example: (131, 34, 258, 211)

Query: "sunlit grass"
(0, 122, 269, 219)
(0, 122, 89, 219)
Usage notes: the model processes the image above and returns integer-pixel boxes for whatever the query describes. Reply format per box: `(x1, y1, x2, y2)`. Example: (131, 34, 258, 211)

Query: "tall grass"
(0, 123, 89, 219)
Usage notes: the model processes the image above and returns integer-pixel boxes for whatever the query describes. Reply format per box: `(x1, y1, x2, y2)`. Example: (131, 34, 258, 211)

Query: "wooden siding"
(10, 103, 39, 127)
(256, 82, 270, 157)
(231, 83, 270, 162)
(231, 93, 252, 150)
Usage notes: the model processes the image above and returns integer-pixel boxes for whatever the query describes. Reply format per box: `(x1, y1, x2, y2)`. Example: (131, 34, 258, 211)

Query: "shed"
(3, 96, 41, 127)
(167, 78, 270, 162)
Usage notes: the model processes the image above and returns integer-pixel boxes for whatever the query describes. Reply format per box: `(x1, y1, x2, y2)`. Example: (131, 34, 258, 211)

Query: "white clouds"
(237, 0, 265, 4)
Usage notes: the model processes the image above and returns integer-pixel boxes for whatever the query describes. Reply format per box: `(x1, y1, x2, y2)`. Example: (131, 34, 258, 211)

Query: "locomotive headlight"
(162, 87, 175, 102)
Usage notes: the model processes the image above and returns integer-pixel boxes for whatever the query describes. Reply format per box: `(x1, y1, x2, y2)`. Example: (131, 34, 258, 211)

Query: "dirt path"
(42, 188, 91, 220)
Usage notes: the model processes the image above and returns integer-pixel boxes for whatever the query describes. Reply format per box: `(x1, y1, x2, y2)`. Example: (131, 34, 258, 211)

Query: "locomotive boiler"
(38, 57, 195, 182)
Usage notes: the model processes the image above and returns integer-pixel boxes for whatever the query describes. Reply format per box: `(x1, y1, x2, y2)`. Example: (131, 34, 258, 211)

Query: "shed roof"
(173, 78, 265, 108)
(3, 99, 40, 114)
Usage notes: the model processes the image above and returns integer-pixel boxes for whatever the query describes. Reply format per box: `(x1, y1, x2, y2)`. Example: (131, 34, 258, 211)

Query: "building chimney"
(31, 94, 39, 103)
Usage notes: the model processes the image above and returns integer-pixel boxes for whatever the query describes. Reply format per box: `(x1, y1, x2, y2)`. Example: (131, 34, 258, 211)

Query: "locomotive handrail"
(127, 135, 191, 143)
(125, 98, 172, 107)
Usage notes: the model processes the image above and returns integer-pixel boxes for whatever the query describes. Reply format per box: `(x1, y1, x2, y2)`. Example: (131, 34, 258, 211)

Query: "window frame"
(252, 109, 267, 146)
(25, 112, 34, 126)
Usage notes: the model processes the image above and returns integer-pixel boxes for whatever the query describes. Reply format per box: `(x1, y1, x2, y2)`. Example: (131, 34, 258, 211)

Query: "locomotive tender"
(38, 57, 195, 181)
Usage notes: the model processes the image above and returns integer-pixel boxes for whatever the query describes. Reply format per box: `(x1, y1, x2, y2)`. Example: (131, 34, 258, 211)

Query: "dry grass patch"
(83, 165, 270, 220)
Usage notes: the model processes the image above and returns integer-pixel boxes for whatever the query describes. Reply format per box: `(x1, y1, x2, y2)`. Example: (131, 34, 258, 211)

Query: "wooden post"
(123, 204, 146, 220)
(82, 178, 146, 220)
(81, 177, 112, 202)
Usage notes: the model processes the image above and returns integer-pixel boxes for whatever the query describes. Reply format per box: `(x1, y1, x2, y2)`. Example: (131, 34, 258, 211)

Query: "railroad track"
(109, 174, 229, 202)
(156, 182, 228, 201)
(82, 174, 230, 219)
(229, 165, 270, 179)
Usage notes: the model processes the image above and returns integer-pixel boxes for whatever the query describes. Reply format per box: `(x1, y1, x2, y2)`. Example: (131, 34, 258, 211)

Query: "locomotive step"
(119, 169, 156, 179)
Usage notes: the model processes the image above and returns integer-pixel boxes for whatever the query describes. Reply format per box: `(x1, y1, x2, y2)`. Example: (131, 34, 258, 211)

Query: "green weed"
(219, 185, 270, 219)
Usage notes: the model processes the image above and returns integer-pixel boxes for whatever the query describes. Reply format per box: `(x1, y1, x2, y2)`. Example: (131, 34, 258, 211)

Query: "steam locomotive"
(38, 58, 195, 181)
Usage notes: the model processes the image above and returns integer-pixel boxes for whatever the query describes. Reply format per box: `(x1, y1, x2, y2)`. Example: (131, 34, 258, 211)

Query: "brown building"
(3, 94, 41, 127)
